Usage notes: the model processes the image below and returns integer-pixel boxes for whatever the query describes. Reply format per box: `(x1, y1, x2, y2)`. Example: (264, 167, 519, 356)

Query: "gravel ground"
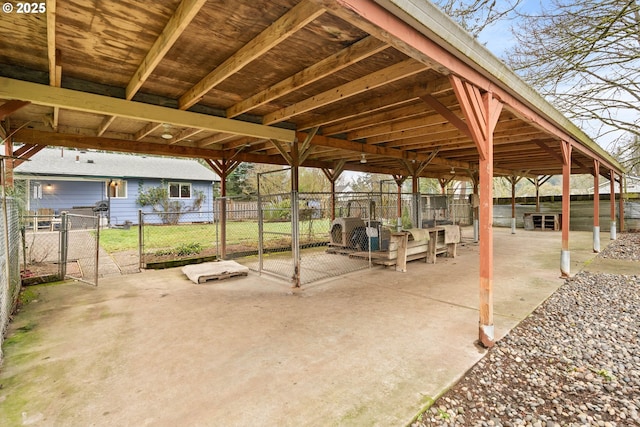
(600, 233, 640, 261)
(413, 233, 640, 427)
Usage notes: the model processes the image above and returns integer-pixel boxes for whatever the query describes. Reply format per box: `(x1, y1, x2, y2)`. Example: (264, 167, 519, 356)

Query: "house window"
(107, 179, 127, 198)
(32, 182, 43, 199)
(169, 182, 191, 199)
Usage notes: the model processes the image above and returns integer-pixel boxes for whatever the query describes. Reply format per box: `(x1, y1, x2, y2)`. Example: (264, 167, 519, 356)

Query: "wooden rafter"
(299, 132, 467, 169)
(135, 123, 163, 141)
(560, 140, 572, 166)
(127, 0, 206, 100)
(264, 59, 427, 125)
(227, 36, 387, 118)
(321, 159, 346, 182)
(169, 128, 204, 145)
(12, 143, 46, 167)
(0, 100, 30, 121)
(401, 147, 440, 176)
(46, 1, 62, 130)
(92, 0, 207, 136)
(298, 127, 318, 164)
(348, 111, 448, 141)
(298, 84, 429, 131)
(204, 158, 240, 177)
(97, 116, 117, 137)
(271, 139, 294, 165)
(0, 77, 294, 142)
(46, 0, 57, 86)
(179, 0, 325, 110)
(320, 77, 451, 136)
(420, 94, 471, 139)
(196, 133, 236, 148)
(450, 75, 502, 160)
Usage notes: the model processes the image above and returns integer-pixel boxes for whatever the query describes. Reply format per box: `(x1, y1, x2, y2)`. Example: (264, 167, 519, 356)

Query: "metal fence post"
(414, 192, 421, 228)
(60, 212, 68, 279)
(257, 191, 264, 274)
(291, 191, 300, 287)
(138, 209, 143, 271)
(94, 216, 100, 286)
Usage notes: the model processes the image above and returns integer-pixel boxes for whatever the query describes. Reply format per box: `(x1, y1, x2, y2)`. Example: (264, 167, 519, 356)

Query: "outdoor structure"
(0, 0, 626, 346)
(12, 147, 218, 226)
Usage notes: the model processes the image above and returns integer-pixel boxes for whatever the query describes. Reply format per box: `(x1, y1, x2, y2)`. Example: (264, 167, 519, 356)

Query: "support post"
(257, 173, 264, 273)
(330, 180, 336, 221)
(393, 175, 406, 231)
(291, 141, 301, 288)
(204, 158, 241, 261)
(535, 177, 540, 212)
(451, 76, 502, 348)
(610, 170, 617, 240)
(619, 175, 625, 232)
(412, 175, 420, 228)
(560, 140, 572, 278)
(138, 209, 143, 271)
(471, 172, 479, 243)
(220, 178, 227, 260)
(321, 161, 344, 222)
(593, 160, 600, 253)
(3, 136, 14, 187)
(507, 175, 521, 234)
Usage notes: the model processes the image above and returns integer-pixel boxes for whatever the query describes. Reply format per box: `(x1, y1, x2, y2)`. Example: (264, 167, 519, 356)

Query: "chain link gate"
(255, 191, 295, 281)
(60, 213, 100, 286)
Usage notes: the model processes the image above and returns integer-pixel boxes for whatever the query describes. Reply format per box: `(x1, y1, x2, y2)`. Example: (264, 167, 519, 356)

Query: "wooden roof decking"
(0, 0, 624, 180)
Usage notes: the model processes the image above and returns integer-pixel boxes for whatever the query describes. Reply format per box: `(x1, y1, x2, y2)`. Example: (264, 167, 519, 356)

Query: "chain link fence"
(139, 210, 218, 268)
(241, 192, 294, 280)
(60, 213, 100, 286)
(297, 192, 374, 285)
(217, 197, 260, 258)
(136, 190, 471, 286)
(20, 213, 63, 282)
(1, 197, 22, 359)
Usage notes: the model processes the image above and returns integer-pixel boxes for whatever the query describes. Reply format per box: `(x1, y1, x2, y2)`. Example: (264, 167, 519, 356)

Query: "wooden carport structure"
(0, 0, 625, 346)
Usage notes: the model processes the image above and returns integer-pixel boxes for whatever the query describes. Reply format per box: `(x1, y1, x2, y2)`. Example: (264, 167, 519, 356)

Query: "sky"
(476, 0, 545, 58)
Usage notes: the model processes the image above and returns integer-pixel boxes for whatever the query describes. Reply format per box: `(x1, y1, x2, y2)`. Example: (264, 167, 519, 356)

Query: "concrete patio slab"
(0, 228, 608, 426)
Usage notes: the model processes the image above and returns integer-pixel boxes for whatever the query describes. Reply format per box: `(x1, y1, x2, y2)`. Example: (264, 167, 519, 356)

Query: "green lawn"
(99, 219, 331, 253)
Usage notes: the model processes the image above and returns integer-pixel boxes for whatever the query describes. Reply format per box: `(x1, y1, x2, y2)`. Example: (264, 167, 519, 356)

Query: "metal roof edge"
(373, 0, 624, 173)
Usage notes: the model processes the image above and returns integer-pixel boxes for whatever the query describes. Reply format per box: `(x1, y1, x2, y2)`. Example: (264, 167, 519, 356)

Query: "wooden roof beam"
(0, 100, 30, 121)
(323, 103, 428, 136)
(420, 93, 472, 139)
(0, 77, 294, 142)
(179, 0, 325, 110)
(135, 122, 163, 141)
(127, 0, 206, 100)
(196, 133, 235, 148)
(227, 35, 387, 118)
(46, 1, 62, 130)
(299, 85, 424, 131)
(299, 131, 469, 169)
(263, 59, 428, 125)
(46, 0, 57, 86)
(347, 110, 449, 140)
(169, 128, 204, 145)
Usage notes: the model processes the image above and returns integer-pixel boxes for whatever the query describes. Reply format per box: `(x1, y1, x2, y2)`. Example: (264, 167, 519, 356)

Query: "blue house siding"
(135, 179, 215, 225)
(28, 179, 104, 213)
(25, 178, 214, 225)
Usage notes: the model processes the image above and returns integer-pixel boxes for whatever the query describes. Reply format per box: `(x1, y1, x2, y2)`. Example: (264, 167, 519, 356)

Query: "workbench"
(523, 212, 561, 231)
(350, 225, 459, 270)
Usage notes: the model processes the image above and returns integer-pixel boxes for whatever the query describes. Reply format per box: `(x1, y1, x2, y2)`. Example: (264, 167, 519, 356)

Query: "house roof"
(0, 0, 625, 180)
(13, 147, 219, 182)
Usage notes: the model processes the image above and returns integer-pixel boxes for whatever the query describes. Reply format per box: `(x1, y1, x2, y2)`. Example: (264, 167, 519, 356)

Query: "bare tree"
(506, 0, 640, 151)
(432, 0, 522, 37)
